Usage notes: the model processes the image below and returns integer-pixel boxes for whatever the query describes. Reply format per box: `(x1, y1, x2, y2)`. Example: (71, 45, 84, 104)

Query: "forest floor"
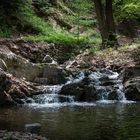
(0, 38, 139, 71)
(64, 43, 140, 72)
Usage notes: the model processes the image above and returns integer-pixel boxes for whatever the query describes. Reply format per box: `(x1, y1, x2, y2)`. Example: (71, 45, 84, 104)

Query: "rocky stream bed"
(0, 39, 139, 139)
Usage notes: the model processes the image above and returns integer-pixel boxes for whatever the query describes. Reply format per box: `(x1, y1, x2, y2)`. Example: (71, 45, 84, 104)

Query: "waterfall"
(90, 69, 126, 102)
(27, 69, 127, 107)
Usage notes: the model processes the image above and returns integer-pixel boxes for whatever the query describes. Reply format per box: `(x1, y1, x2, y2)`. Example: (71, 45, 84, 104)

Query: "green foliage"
(66, 0, 93, 14)
(0, 0, 93, 45)
(114, 0, 140, 21)
(0, 0, 35, 36)
(1, 0, 140, 48)
(0, 25, 12, 37)
(24, 33, 89, 45)
(33, 0, 52, 15)
(87, 47, 100, 54)
(78, 19, 96, 26)
(65, 0, 95, 26)
(0, 0, 100, 46)
(63, 0, 99, 45)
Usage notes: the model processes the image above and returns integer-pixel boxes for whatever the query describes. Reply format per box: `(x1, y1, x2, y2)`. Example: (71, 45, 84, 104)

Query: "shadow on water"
(0, 102, 140, 140)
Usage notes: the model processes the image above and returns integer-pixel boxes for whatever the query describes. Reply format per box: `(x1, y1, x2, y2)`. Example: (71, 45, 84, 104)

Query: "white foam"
(28, 102, 96, 108)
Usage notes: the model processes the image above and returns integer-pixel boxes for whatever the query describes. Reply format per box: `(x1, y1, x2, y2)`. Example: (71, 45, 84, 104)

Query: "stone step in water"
(27, 68, 127, 107)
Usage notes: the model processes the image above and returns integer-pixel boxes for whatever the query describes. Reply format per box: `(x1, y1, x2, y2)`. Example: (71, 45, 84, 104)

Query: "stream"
(0, 69, 140, 140)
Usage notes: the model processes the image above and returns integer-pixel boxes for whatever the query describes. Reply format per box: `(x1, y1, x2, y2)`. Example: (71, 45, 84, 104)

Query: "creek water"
(0, 69, 140, 140)
(1, 103, 140, 140)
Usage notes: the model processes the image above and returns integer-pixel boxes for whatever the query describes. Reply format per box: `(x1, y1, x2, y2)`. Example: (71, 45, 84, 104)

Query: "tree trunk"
(105, 0, 118, 48)
(93, 0, 118, 49)
(94, 0, 108, 48)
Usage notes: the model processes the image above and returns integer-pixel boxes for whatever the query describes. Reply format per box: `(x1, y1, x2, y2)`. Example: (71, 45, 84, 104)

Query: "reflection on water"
(0, 103, 140, 140)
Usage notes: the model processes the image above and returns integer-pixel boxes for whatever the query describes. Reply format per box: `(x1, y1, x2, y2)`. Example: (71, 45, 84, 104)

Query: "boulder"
(108, 89, 119, 100)
(59, 69, 124, 101)
(120, 65, 140, 82)
(124, 77, 140, 101)
(0, 45, 65, 83)
(59, 78, 97, 101)
(0, 69, 37, 106)
(25, 123, 41, 134)
(0, 46, 42, 81)
(42, 66, 67, 85)
(123, 66, 140, 101)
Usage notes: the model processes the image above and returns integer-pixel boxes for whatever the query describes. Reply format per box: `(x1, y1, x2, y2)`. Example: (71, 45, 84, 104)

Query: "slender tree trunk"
(94, 0, 108, 48)
(105, 0, 118, 48)
(93, 0, 118, 49)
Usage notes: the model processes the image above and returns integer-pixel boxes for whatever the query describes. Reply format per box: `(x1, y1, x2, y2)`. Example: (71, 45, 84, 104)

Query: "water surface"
(0, 102, 140, 140)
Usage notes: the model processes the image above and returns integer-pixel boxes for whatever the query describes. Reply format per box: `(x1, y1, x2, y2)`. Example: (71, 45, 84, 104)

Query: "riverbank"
(0, 130, 47, 140)
(64, 43, 140, 72)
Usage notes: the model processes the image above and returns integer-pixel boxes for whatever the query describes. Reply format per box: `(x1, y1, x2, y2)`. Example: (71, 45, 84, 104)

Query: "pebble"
(0, 130, 47, 140)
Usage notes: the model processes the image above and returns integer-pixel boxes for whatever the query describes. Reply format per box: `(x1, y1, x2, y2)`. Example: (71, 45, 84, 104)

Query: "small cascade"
(89, 69, 126, 101)
(66, 71, 85, 84)
(28, 85, 76, 107)
(27, 68, 127, 107)
(40, 85, 63, 94)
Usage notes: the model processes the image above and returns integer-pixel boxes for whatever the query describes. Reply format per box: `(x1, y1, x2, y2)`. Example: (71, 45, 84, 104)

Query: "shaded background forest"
(0, 0, 140, 45)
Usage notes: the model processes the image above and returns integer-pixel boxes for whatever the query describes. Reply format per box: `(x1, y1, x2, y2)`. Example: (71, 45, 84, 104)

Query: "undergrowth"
(0, 0, 101, 46)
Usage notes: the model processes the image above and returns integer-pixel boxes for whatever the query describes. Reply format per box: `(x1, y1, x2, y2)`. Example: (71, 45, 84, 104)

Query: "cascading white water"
(28, 85, 75, 107)
(66, 71, 85, 84)
(88, 69, 126, 101)
(28, 69, 127, 107)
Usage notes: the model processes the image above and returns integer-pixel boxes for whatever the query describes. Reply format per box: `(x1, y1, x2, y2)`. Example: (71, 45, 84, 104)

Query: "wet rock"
(108, 90, 119, 100)
(123, 66, 140, 101)
(96, 71, 115, 86)
(25, 123, 41, 134)
(59, 80, 97, 101)
(100, 68, 114, 75)
(99, 76, 109, 81)
(58, 95, 73, 103)
(59, 69, 124, 101)
(101, 81, 115, 86)
(124, 77, 140, 101)
(25, 98, 34, 103)
(14, 98, 25, 104)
